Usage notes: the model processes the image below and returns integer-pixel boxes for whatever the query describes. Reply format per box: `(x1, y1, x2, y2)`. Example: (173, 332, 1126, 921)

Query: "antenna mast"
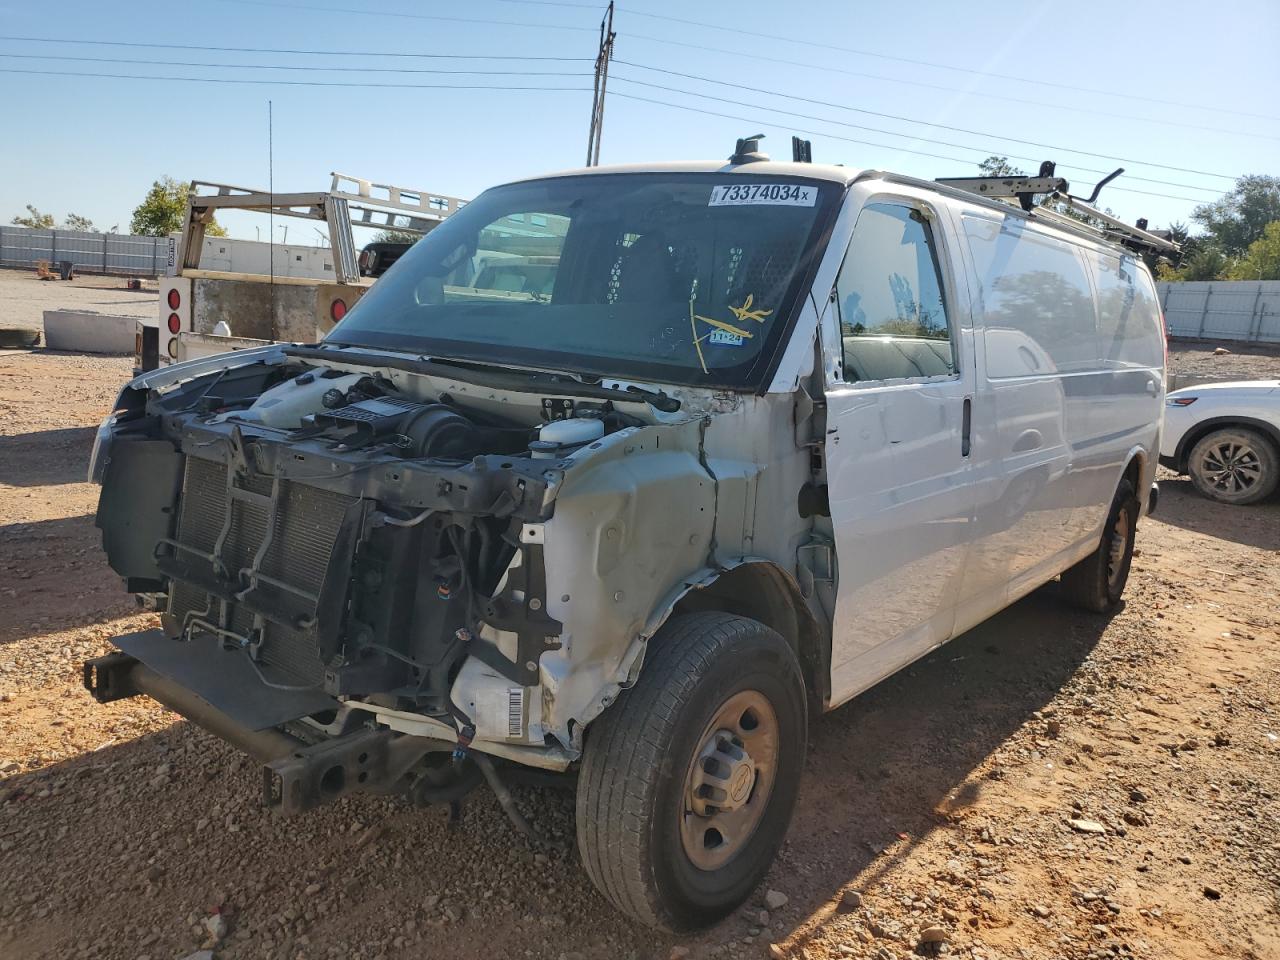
(268, 100, 275, 294)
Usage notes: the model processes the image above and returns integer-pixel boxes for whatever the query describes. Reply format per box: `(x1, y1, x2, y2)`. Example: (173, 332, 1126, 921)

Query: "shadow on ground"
(0, 514, 132, 644)
(1150, 476, 1280, 551)
(763, 584, 1107, 949)
(0, 582, 1109, 959)
(0, 426, 96, 487)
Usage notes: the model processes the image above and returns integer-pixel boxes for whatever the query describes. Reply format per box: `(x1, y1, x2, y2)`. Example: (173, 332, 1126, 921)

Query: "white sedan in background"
(1161, 380, 1280, 505)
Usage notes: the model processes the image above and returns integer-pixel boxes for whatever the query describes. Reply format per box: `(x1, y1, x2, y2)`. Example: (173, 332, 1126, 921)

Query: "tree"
(1225, 220, 1280, 281)
(10, 206, 103, 231)
(1191, 175, 1280, 257)
(1156, 244, 1229, 282)
(978, 156, 1025, 178)
(10, 205, 55, 228)
(1165, 221, 1192, 249)
(130, 176, 226, 237)
(62, 213, 96, 232)
(372, 229, 421, 244)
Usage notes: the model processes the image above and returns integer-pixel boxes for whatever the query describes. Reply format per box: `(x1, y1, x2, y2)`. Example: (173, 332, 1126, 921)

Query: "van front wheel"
(1060, 479, 1139, 614)
(576, 612, 807, 931)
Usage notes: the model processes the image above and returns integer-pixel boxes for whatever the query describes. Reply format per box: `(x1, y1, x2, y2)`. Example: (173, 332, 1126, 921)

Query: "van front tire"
(576, 612, 807, 932)
(1060, 479, 1139, 614)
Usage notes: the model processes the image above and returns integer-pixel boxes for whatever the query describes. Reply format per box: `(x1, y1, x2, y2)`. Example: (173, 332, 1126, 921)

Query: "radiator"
(167, 456, 355, 684)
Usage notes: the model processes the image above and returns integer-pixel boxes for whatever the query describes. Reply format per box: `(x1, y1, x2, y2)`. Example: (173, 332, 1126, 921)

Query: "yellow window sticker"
(688, 294, 773, 373)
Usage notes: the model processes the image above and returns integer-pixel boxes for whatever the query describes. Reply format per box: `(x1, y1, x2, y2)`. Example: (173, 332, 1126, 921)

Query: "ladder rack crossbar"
(330, 172, 467, 220)
(934, 175, 1069, 199)
(188, 191, 331, 221)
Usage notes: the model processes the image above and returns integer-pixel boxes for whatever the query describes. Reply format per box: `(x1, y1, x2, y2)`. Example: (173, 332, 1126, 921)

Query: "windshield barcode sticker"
(709, 183, 817, 207)
(507, 687, 525, 738)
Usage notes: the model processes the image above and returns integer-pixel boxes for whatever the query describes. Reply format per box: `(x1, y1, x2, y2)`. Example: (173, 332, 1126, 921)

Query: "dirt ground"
(0, 267, 158, 332)
(1167, 339, 1280, 385)
(0, 347, 1277, 960)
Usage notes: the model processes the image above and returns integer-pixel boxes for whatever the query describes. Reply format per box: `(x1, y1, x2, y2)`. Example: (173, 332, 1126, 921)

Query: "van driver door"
(821, 194, 978, 706)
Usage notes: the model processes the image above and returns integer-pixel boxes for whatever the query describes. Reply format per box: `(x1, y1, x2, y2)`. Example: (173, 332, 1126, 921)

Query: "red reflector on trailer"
(330, 299, 347, 321)
(167, 313, 182, 334)
(167, 288, 181, 310)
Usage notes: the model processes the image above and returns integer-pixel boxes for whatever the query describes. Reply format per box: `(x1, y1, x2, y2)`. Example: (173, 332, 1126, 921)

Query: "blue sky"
(0, 0, 1276, 241)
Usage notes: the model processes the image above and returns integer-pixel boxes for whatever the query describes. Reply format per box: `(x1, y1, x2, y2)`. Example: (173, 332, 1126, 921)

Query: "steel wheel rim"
(1106, 506, 1130, 591)
(679, 689, 779, 871)
(1199, 440, 1262, 496)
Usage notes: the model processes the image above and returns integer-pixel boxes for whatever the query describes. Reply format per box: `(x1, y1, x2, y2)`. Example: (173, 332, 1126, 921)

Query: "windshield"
(326, 173, 840, 388)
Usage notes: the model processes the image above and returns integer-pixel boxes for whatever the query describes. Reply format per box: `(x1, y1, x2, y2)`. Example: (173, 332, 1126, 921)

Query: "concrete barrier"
(42, 310, 136, 354)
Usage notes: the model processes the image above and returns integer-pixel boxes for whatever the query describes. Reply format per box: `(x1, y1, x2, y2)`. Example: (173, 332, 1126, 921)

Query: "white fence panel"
(1158, 280, 1280, 343)
(0, 225, 167, 277)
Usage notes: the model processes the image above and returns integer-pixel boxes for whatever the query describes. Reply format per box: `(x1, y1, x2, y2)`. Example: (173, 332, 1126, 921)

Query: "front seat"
(615, 233, 680, 304)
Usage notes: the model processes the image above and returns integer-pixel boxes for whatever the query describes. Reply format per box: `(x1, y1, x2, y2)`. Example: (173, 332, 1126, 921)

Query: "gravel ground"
(0, 267, 157, 331)
(0, 350, 1277, 960)
(1166, 340, 1280, 386)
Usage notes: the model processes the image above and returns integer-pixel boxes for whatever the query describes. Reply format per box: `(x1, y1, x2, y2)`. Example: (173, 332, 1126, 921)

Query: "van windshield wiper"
(285, 345, 681, 412)
(432, 357, 684, 413)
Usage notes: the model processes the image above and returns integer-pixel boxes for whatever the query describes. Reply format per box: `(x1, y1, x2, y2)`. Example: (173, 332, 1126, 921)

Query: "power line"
(219, 0, 597, 31)
(1, 45, 1230, 189)
(0, 34, 591, 60)
(0, 53, 588, 76)
(610, 54, 1273, 146)
(609, 91, 1209, 206)
(203, 1, 1264, 178)
(0, 33, 1255, 147)
(491, 0, 600, 7)
(0, 66, 591, 91)
(620, 13, 1280, 125)
(609, 70, 1230, 190)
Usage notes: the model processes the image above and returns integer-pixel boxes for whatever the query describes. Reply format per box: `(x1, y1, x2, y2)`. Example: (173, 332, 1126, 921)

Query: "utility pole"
(585, 1, 615, 167)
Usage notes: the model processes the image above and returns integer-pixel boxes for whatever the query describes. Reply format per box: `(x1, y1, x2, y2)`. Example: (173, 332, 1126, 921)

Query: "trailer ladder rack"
(181, 174, 469, 283)
(936, 161, 1179, 256)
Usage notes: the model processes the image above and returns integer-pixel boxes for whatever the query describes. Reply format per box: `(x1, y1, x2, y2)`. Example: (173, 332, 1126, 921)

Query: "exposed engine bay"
(92, 347, 660, 772)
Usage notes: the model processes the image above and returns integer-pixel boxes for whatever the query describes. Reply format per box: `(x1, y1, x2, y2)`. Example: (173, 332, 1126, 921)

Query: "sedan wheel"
(1188, 428, 1279, 505)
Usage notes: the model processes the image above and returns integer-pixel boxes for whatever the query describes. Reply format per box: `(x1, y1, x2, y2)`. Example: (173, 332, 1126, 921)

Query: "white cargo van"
(87, 142, 1173, 931)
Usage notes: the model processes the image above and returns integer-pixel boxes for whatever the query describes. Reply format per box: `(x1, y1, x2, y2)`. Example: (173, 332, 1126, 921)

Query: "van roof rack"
(935, 161, 1179, 256)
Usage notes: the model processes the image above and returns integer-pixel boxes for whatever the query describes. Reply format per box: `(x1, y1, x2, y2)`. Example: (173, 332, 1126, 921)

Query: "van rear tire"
(575, 612, 807, 932)
(1060, 479, 1139, 614)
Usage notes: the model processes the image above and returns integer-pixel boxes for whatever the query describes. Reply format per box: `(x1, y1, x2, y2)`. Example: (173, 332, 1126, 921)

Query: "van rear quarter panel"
(952, 206, 1163, 624)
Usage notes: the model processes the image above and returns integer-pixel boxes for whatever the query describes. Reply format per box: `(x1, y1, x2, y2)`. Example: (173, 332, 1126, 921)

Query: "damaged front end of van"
(86, 342, 749, 811)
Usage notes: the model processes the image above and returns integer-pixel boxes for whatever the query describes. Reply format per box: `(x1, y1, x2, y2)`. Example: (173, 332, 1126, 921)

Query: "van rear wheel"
(576, 612, 807, 932)
(1060, 479, 1139, 614)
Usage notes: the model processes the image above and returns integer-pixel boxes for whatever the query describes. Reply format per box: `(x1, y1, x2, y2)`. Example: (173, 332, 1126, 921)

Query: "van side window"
(1090, 251, 1163, 369)
(962, 216, 1098, 376)
(834, 202, 955, 382)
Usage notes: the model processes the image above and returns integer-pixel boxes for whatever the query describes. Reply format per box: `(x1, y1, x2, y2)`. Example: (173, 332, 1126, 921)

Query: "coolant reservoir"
(239, 370, 364, 428)
(538, 417, 605, 447)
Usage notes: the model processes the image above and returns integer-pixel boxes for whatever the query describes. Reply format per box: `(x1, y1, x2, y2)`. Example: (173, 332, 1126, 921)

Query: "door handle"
(961, 397, 972, 458)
